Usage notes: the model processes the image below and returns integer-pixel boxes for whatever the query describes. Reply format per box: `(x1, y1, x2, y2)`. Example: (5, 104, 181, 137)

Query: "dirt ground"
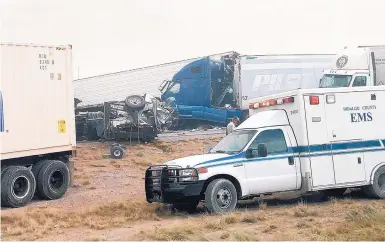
(1, 138, 385, 241)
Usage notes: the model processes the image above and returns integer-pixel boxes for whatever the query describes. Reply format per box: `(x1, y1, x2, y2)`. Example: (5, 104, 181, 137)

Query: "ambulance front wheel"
(204, 178, 238, 214)
(363, 166, 385, 199)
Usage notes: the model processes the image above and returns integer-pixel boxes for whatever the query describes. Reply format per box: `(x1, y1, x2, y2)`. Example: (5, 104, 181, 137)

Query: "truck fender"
(200, 173, 245, 198)
(369, 162, 385, 183)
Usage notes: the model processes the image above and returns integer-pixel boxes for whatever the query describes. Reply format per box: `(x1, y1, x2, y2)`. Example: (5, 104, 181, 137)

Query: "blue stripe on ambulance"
(194, 139, 385, 169)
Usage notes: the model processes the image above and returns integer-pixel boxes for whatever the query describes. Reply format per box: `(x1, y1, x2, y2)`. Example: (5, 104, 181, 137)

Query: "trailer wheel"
(1, 166, 36, 208)
(125, 95, 146, 110)
(171, 200, 200, 214)
(363, 166, 385, 199)
(204, 179, 238, 214)
(36, 160, 69, 200)
(111, 145, 125, 159)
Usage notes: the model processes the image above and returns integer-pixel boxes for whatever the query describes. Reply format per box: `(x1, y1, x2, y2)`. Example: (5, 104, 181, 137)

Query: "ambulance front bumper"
(144, 165, 205, 204)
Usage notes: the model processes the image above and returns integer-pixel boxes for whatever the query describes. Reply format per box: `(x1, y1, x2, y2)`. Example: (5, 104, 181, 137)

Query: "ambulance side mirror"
(245, 148, 254, 158)
(257, 144, 268, 157)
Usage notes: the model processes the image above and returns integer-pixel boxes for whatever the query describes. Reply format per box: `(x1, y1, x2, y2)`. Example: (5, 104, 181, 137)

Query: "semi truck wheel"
(204, 179, 238, 214)
(363, 166, 385, 199)
(1, 166, 36, 208)
(31, 160, 48, 194)
(36, 160, 70, 200)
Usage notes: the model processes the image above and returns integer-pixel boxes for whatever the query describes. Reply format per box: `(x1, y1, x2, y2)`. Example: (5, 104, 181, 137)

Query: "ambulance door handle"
(358, 157, 362, 164)
(288, 156, 294, 165)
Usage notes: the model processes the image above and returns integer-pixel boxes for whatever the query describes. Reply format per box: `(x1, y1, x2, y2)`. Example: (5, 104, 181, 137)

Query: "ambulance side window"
(352, 76, 367, 87)
(249, 129, 288, 156)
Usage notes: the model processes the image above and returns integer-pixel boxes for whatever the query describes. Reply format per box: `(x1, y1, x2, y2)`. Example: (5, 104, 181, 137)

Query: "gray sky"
(1, 0, 385, 79)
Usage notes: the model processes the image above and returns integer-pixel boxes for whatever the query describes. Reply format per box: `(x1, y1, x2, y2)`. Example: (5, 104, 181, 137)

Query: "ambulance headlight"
(179, 168, 198, 182)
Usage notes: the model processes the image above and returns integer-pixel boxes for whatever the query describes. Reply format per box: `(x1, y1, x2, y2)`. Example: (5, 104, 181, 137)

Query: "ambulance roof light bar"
(249, 96, 295, 109)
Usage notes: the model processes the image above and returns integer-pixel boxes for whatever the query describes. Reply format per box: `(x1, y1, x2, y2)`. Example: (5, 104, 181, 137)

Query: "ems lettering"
(350, 112, 373, 123)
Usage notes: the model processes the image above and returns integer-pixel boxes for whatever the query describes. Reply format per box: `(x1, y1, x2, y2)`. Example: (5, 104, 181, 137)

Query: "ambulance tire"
(205, 179, 238, 214)
(363, 166, 385, 199)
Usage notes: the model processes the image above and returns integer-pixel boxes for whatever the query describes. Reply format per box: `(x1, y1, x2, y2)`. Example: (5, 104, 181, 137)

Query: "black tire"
(32, 160, 49, 195)
(205, 179, 238, 214)
(31, 160, 47, 183)
(125, 95, 146, 110)
(172, 200, 200, 214)
(36, 160, 69, 200)
(363, 166, 385, 199)
(110, 143, 119, 155)
(111, 145, 125, 159)
(323, 188, 347, 198)
(1, 166, 11, 176)
(1, 166, 36, 208)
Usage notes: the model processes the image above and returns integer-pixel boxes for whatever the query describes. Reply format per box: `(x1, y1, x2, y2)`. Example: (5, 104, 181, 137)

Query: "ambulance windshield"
(319, 74, 352, 88)
(210, 129, 257, 154)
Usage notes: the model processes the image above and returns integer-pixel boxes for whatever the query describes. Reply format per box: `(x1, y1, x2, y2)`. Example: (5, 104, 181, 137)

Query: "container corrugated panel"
(1, 43, 75, 160)
(74, 52, 234, 107)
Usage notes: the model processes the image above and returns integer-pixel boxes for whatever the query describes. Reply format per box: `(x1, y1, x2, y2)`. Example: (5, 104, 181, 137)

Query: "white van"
(144, 86, 385, 213)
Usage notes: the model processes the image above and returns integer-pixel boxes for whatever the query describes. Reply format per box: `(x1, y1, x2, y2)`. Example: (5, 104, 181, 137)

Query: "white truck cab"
(145, 85, 385, 214)
(320, 45, 385, 88)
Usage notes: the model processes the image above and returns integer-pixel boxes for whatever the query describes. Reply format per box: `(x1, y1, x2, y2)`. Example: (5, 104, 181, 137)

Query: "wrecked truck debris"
(75, 94, 178, 142)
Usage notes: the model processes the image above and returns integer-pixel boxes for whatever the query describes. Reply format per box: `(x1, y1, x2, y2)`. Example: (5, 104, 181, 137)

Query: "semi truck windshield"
(319, 74, 353, 88)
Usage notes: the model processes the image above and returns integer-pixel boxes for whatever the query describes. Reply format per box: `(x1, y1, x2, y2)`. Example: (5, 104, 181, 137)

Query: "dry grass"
(141, 199, 385, 241)
(81, 180, 91, 186)
(1, 200, 173, 241)
(4, 138, 384, 241)
(75, 138, 221, 171)
(70, 138, 221, 190)
(84, 237, 107, 241)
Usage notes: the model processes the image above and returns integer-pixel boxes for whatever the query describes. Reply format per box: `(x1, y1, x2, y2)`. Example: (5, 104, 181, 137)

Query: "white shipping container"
(0, 43, 76, 160)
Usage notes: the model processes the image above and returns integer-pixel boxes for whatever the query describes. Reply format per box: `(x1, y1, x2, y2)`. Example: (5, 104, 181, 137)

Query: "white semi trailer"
(0, 43, 76, 208)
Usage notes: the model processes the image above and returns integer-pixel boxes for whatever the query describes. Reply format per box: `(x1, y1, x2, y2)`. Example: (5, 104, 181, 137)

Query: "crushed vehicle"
(75, 94, 178, 142)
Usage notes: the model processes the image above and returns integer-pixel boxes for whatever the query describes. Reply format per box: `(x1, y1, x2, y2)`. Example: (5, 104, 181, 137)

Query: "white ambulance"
(144, 85, 385, 214)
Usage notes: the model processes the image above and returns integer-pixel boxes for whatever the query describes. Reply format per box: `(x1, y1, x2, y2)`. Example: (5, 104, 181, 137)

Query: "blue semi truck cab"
(159, 52, 246, 126)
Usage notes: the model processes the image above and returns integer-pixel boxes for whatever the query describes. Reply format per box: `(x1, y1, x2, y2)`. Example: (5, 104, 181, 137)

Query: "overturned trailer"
(75, 94, 177, 142)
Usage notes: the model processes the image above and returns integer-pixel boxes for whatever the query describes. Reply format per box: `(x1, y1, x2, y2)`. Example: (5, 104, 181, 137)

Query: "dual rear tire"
(1, 160, 70, 208)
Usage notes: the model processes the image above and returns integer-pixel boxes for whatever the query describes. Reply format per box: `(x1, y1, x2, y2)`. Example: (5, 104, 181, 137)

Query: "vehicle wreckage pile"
(74, 94, 178, 142)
